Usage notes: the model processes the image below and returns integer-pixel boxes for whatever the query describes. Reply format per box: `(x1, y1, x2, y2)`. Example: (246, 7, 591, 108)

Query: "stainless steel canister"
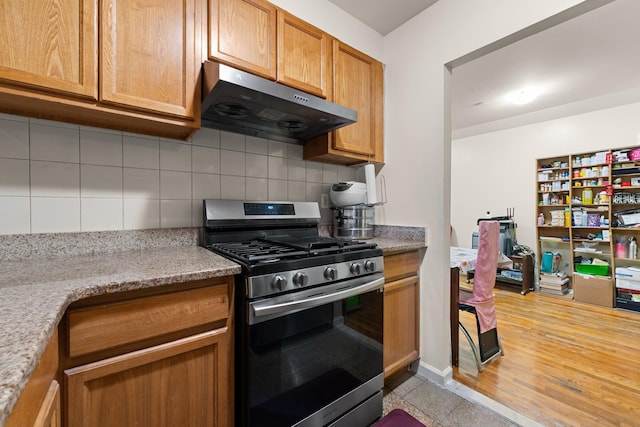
(334, 206, 375, 239)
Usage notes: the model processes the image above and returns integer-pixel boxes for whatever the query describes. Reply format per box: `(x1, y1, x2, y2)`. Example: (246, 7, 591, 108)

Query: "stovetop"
(206, 236, 377, 266)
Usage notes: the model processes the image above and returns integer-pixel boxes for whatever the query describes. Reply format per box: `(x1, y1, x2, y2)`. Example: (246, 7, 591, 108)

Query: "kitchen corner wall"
(0, 112, 358, 235)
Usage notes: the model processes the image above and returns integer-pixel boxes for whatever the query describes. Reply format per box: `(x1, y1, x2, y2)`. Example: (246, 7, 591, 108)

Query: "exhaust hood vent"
(201, 61, 357, 144)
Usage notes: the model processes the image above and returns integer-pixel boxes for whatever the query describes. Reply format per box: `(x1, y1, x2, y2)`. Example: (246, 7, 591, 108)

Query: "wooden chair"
(458, 220, 504, 372)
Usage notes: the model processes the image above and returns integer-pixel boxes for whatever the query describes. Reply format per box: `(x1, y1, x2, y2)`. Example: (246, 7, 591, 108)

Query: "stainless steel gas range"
(203, 199, 384, 427)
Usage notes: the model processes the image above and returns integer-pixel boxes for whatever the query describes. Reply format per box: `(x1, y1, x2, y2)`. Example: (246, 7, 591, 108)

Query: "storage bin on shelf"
(573, 273, 614, 307)
(574, 263, 609, 276)
(614, 267, 640, 312)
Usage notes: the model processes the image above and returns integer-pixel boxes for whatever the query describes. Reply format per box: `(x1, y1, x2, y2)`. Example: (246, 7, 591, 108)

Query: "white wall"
(452, 101, 640, 253)
(381, 0, 589, 380)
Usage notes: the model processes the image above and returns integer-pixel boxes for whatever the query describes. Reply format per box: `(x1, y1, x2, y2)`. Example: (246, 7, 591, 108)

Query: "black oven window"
(244, 290, 383, 427)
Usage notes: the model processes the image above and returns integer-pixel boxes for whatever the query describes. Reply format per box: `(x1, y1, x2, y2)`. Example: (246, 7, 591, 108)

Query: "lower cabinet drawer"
(67, 283, 228, 359)
(384, 251, 420, 282)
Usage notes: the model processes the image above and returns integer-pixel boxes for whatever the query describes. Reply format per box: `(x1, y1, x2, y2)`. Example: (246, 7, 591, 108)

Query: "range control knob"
(364, 260, 376, 272)
(324, 267, 338, 281)
(350, 262, 362, 275)
(293, 272, 309, 287)
(271, 275, 287, 291)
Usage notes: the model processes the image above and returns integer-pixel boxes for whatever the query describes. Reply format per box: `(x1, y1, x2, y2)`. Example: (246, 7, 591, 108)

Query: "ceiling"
(327, 0, 437, 36)
(329, 0, 640, 135)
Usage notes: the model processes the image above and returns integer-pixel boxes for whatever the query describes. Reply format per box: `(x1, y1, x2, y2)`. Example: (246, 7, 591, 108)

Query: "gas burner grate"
(208, 241, 309, 263)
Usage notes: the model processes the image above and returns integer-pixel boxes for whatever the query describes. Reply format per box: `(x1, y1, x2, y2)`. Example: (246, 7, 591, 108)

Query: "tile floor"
(382, 375, 525, 427)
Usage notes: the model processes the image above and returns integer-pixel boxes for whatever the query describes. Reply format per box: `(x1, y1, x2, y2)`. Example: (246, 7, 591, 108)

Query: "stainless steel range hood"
(201, 61, 357, 143)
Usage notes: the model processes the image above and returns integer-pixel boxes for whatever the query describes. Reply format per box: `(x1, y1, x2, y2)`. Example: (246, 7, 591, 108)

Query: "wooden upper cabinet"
(304, 40, 384, 165)
(276, 10, 331, 98)
(209, 0, 277, 80)
(0, 0, 97, 99)
(331, 41, 383, 159)
(100, 0, 200, 119)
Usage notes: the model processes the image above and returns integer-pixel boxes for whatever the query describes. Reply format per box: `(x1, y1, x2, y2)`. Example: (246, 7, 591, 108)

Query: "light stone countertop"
(0, 246, 240, 427)
(0, 227, 427, 426)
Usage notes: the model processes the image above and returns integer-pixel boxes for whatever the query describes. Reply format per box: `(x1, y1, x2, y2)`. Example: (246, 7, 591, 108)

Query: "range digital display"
(244, 203, 296, 216)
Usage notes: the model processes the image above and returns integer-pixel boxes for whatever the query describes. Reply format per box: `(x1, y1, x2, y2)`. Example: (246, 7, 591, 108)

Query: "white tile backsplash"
(306, 163, 323, 183)
(160, 171, 191, 200)
(0, 158, 29, 196)
(0, 113, 359, 235)
(338, 165, 358, 182)
(220, 150, 246, 176)
(322, 164, 339, 184)
(246, 136, 268, 155)
(246, 153, 268, 178)
(160, 199, 192, 227)
(123, 168, 160, 199)
(221, 176, 246, 199)
(192, 173, 221, 199)
(124, 198, 160, 229)
(123, 135, 160, 169)
(190, 127, 220, 148)
(192, 146, 220, 174)
(288, 159, 306, 181)
(160, 140, 191, 172)
(287, 144, 303, 160)
(81, 165, 123, 198)
(221, 131, 245, 151)
(268, 179, 288, 200)
(268, 156, 287, 180)
(81, 198, 123, 231)
(306, 182, 323, 205)
(30, 124, 79, 163)
(288, 181, 306, 201)
(245, 177, 268, 201)
(0, 197, 30, 234)
(31, 161, 80, 198)
(268, 140, 287, 157)
(80, 130, 123, 166)
(0, 118, 29, 159)
(31, 197, 81, 233)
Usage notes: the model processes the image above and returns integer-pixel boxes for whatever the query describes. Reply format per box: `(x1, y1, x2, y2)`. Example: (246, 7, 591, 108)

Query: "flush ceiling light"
(506, 86, 543, 105)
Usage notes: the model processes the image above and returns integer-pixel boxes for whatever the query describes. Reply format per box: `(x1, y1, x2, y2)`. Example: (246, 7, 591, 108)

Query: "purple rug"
(372, 409, 426, 427)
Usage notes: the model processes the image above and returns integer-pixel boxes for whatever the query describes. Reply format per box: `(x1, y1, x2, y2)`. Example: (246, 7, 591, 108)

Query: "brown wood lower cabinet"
(383, 250, 422, 381)
(61, 278, 234, 427)
(65, 329, 227, 427)
(5, 332, 60, 427)
(33, 381, 60, 427)
(6, 278, 234, 426)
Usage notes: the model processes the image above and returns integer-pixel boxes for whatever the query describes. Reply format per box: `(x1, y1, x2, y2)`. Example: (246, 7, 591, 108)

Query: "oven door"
(237, 274, 384, 427)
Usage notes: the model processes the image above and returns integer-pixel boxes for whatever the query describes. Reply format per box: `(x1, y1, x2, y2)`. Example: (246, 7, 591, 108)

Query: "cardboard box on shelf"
(573, 273, 614, 307)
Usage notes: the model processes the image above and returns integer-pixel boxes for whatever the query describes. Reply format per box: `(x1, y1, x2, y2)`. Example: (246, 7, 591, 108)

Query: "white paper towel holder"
(363, 162, 387, 206)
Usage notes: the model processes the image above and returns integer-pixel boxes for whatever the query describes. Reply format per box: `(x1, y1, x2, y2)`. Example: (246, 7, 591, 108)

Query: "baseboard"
(416, 360, 452, 386)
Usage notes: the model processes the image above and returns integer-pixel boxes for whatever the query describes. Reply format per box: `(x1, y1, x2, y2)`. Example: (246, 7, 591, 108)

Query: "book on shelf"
(540, 279, 568, 288)
(539, 272, 569, 285)
(540, 286, 569, 296)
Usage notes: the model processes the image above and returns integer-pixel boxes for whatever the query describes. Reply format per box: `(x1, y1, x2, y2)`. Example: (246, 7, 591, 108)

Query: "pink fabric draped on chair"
(459, 220, 499, 333)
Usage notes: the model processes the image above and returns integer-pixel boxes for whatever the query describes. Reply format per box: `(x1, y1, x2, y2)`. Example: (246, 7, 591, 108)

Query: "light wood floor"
(454, 281, 640, 427)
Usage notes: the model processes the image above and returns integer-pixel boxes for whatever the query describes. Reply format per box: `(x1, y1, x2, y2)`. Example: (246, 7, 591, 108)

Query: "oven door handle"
(251, 275, 384, 322)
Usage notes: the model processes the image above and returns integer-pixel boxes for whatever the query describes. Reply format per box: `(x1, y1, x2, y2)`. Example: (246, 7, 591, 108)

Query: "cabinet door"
(209, 0, 277, 80)
(33, 381, 61, 427)
(383, 275, 420, 378)
(100, 0, 199, 119)
(331, 41, 383, 159)
(277, 11, 331, 98)
(304, 40, 384, 165)
(66, 329, 228, 427)
(0, 0, 96, 98)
